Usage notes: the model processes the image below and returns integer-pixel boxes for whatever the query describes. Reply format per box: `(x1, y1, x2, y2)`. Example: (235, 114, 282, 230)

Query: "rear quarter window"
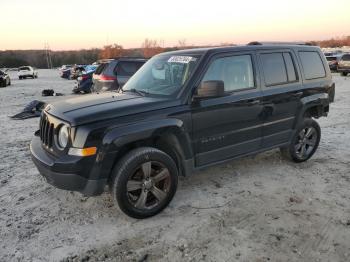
(299, 51, 326, 80)
(94, 63, 109, 75)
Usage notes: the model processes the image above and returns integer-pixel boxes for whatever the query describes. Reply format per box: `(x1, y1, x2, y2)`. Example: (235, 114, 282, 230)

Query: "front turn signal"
(68, 147, 97, 156)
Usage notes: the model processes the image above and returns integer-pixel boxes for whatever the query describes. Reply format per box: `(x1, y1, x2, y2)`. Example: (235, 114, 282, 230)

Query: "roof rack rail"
(247, 41, 313, 46)
(112, 56, 146, 60)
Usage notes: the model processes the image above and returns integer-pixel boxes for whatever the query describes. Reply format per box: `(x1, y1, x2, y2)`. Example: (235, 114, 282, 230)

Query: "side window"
(283, 53, 297, 82)
(115, 62, 139, 76)
(299, 51, 326, 80)
(202, 55, 255, 92)
(342, 54, 350, 61)
(260, 53, 287, 86)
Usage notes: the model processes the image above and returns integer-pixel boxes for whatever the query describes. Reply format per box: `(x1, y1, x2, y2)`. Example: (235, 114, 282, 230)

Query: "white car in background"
(18, 66, 38, 79)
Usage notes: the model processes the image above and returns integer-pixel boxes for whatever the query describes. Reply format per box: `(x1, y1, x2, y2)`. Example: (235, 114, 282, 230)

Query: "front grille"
(39, 113, 54, 148)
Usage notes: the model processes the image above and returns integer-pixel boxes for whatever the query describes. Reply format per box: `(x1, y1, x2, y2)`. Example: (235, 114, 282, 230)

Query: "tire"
(19, 76, 22, 80)
(0, 80, 5, 87)
(281, 118, 321, 163)
(8, 79, 11, 86)
(110, 147, 178, 219)
(341, 72, 348, 76)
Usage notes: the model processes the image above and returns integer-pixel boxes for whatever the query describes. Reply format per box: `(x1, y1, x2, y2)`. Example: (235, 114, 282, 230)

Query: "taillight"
(99, 74, 117, 82)
(82, 75, 89, 80)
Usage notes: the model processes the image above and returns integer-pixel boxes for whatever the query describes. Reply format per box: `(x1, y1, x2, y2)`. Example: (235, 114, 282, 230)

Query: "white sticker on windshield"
(168, 56, 196, 63)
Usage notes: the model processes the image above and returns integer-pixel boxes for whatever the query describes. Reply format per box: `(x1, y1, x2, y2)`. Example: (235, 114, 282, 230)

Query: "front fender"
(103, 118, 184, 148)
(95, 118, 193, 179)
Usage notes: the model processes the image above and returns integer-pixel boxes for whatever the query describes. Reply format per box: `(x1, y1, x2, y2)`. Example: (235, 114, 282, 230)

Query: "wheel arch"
(293, 93, 329, 129)
(101, 119, 194, 183)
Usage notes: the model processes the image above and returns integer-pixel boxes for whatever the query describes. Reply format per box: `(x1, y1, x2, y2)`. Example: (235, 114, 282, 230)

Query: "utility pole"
(44, 43, 53, 69)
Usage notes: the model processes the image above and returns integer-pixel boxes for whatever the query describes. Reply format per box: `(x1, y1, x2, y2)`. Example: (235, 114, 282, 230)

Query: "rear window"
(299, 51, 326, 80)
(94, 63, 109, 75)
(342, 54, 350, 61)
(19, 66, 30, 71)
(115, 61, 145, 76)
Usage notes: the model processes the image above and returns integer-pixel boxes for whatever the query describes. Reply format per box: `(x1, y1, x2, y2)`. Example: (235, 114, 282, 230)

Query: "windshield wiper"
(121, 88, 149, 97)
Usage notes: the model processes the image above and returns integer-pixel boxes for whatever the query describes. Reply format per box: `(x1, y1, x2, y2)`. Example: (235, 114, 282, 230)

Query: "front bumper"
(30, 136, 106, 196)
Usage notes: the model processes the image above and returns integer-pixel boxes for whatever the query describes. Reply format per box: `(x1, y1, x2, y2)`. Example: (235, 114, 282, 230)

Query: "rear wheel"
(281, 118, 321, 162)
(110, 147, 178, 219)
(341, 72, 348, 76)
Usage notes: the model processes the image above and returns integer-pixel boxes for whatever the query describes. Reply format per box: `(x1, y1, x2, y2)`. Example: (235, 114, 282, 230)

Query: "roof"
(159, 44, 320, 57)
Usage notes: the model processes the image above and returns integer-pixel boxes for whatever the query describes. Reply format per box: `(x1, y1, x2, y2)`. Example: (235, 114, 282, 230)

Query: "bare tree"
(99, 44, 125, 59)
(177, 39, 187, 48)
(141, 38, 164, 58)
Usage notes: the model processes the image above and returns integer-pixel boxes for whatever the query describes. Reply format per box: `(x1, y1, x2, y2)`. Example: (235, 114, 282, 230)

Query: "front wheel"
(110, 147, 178, 219)
(281, 118, 321, 162)
(341, 72, 348, 76)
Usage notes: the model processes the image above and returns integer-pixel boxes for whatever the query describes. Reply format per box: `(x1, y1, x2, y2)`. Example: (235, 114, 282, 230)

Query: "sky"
(1, 0, 350, 51)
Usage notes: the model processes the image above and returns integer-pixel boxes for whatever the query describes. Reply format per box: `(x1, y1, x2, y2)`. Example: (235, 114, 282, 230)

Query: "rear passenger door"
(115, 61, 144, 87)
(257, 50, 303, 148)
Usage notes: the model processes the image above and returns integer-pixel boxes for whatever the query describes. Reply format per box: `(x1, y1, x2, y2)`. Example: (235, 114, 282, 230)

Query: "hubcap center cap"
(143, 179, 153, 190)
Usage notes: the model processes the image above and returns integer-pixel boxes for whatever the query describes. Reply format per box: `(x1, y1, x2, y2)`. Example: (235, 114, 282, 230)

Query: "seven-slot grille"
(39, 113, 54, 148)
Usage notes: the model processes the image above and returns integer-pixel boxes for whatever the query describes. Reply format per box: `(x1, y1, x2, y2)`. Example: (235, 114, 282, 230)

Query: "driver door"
(191, 52, 264, 166)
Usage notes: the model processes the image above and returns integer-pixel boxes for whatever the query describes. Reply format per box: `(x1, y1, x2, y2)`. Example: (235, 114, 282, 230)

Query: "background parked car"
(73, 65, 98, 94)
(337, 54, 350, 76)
(325, 54, 342, 72)
(0, 70, 11, 87)
(18, 66, 38, 79)
(59, 65, 73, 79)
(92, 58, 146, 92)
(70, 65, 86, 80)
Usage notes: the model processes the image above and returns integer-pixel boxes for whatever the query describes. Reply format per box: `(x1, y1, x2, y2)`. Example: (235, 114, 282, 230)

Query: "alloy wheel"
(294, 127, 318, 159)
(126, 161, 171, 210)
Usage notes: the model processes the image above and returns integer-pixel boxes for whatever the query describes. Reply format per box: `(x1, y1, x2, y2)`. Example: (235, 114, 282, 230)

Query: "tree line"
(1, 36, 349, 68)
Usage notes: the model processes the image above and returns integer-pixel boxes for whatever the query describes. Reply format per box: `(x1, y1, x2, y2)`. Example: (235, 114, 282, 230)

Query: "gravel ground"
(0, 70, 349, 262)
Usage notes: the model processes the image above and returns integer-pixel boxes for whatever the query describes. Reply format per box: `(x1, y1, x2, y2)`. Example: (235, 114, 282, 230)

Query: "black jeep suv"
(30, 44, 335, 218)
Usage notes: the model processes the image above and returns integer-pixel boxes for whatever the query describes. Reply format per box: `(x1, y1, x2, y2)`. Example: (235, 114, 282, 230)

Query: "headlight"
(58, 125, 69, 148)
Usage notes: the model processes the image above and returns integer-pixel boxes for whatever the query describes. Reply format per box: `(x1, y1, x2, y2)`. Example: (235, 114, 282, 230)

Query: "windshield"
(122, 54, 201, 97)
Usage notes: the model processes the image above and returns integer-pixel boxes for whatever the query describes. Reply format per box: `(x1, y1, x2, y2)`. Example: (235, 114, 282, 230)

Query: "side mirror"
(195, 80, 225, 99)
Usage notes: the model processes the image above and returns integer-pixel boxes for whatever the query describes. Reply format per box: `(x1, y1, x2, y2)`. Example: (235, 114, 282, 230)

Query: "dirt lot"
(0, 70, 349, 262)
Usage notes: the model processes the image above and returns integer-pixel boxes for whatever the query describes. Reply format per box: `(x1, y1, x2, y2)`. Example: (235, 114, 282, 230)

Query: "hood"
(45, 92, 179, 126)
